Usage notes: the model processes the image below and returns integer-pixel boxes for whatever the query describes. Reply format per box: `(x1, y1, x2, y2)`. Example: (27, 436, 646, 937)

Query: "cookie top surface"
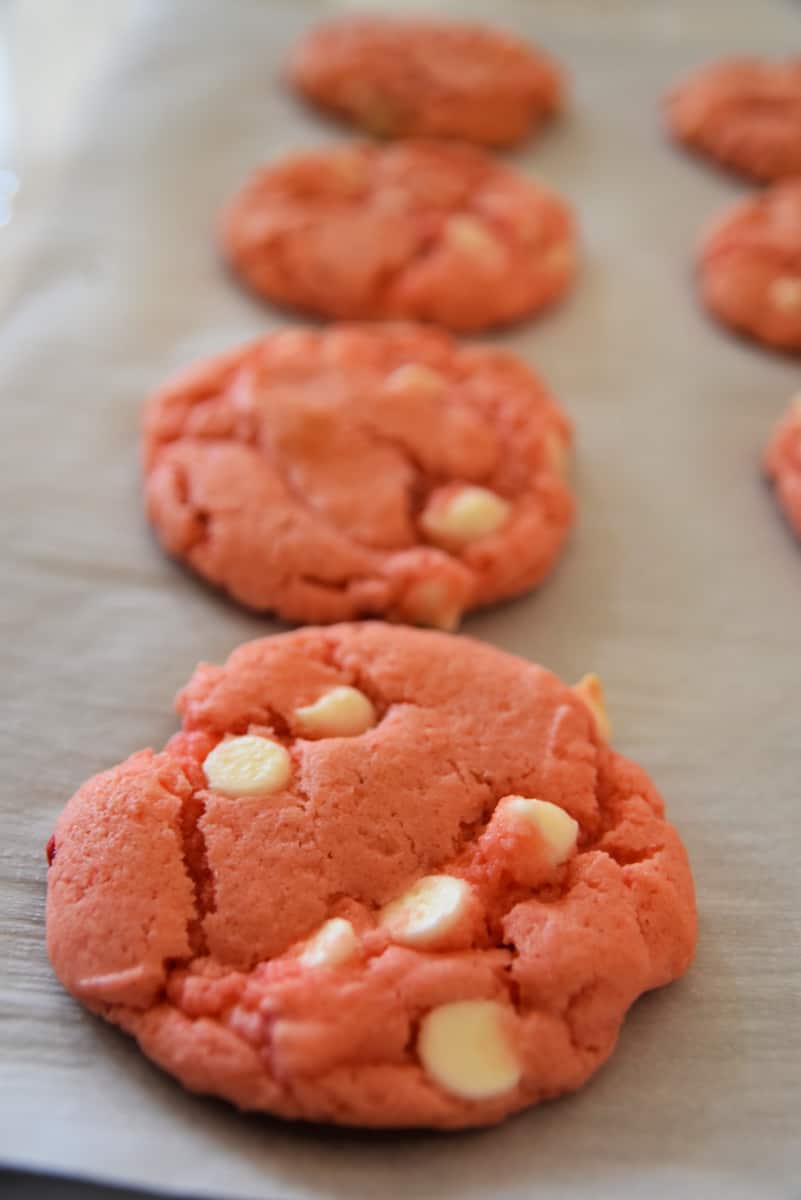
(143, 323, 574, 625)
(46, 624, 696, 1129)
(220, 141, 577, 332)
(666, 57, 801, 182)
(698, 180, 801, 352)
(288, 17, 563, 147)
(764, 394, 801, 539)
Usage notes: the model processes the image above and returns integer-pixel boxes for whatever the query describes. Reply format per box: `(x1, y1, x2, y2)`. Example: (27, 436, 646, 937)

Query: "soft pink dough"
(142, 323, 574, 625)
(47, 625, 697, 1129)
(220, 142, 577, 332)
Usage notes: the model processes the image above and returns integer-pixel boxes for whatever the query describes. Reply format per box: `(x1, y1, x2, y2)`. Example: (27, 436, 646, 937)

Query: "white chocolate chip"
(418, 1000, 521, 1101)
(298, 917, 360, 968)
(379, 874, 474, 948)
(445, 215, 504, 262)
(572, 673, 612, 741)
(402, 579, 462, 631)
(544, 429, 569, 475)
(421, 485, 511, 547)
(294, 686, 376, 738)
(770, 276, 801, 311)
(496, 796, 578, 866)
(384, 363, 446, 397)
(202, 735, 291, 797)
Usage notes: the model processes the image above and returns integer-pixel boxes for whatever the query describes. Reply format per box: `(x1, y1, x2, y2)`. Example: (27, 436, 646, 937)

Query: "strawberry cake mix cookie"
(142, 323, 574, 626)
(764, 394, 801, 539)
(220, 142, 577, 332)
(46, 626, 697, 1129)
(698, 180, 801, 352)
(287, 17, 563, 147)
(666, 58, 801, 182)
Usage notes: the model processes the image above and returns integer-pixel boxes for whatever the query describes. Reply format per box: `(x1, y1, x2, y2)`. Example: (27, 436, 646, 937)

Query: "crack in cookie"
(143, 324, 574, 626)
(220, 142, 577, 332)
(46, 626, 696, 1129)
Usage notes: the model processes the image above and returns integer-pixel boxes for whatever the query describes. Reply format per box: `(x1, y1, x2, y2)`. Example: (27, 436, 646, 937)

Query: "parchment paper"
(1, 1, 800, 1196)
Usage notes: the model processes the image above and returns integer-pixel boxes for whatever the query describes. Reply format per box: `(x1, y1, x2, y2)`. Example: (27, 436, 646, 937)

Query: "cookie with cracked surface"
(46, 625, 697, 1130)
(142, 323, 574, 626)
(698, 180, 801, 352)
(287, 17, 563, 148)
(220, 142, 577, 332)
(666, 58, 801, 182)
(764, 393, 801, 540)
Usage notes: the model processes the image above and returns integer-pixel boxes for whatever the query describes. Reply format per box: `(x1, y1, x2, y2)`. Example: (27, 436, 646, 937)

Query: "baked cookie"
(666, 58, 801, 182)
(143, 323, 574, 626)
(698, 180, 801, 352)
(764, 395, 801, 539)
(288, 17, 563, 148)
(46, 625, 697, 1129)
(220, 142, 577, 332)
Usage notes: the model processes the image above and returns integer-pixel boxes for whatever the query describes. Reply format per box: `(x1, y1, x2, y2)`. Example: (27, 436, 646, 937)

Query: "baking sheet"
(1, 0, 800, 1196)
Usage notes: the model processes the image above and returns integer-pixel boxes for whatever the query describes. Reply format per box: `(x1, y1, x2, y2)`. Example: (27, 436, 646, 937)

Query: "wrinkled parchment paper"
(1, 1, 800, 1196)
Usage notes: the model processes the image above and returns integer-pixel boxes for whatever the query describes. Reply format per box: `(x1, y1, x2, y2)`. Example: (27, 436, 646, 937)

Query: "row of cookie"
(667, 61, 801, 543)
(293, 21, 801, 186)
(153, 19, 581, 625)
(690, 177, 801, 546)
(666, 60, 801, 355)
(151, 34, 801, 617)
(288, 25, 801, 356)
(223, 17, 576, 334)
(292, 31, 801, 357)
(43, 18, 700, 1134)
(282, 24, 801, 355)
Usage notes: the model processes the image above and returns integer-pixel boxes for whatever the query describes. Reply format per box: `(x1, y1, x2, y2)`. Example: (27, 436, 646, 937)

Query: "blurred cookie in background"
(288, 16, 564, 147)
(221, 141, 577, 332)
(697, 180, 801, 352)
(764, 394, 801, 541)
(666, 58, 801, 182)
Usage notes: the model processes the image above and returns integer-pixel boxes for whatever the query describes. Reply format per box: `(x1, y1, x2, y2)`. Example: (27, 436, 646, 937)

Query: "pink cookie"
(764, 395, 801, 539)
(220, 141, 577, 332)
(666, 58, 801, 182)
(288, 17, 563, 147)
(142, 323, 574, 626)
(46, 626, 697, 1129)
(698, 180, 801, 352)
